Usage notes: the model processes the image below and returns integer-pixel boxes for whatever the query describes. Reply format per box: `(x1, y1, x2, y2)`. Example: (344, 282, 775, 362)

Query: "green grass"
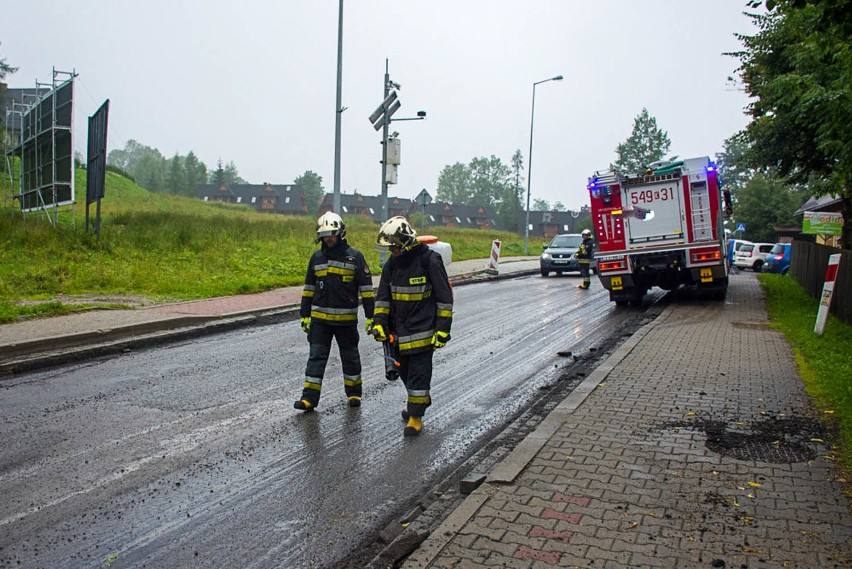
(0, 169, 544, 322)
(758, 273, 852, 483)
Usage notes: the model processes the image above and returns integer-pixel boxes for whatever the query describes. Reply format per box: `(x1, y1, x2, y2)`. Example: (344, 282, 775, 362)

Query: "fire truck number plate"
(700, 268, 712, 283)
(611, 276, 623, 290)
(630, 186, 675, 204)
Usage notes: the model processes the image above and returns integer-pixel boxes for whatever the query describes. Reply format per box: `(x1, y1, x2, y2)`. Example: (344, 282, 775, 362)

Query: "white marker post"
(814, 253, 841, 336)
(485, 240, 501, 275)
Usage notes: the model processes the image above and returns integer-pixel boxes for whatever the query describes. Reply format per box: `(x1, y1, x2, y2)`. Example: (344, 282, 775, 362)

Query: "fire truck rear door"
(623, 178, 685, 247)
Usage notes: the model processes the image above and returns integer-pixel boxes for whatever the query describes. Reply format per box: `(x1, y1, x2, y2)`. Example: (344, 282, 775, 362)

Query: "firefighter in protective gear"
(295, 212, 375, 412)
(574, 229, 594, 289)
(372, 216, 453, 436)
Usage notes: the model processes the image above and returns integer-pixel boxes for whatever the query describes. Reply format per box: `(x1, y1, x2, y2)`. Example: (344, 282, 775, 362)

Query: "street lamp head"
(417, 110, 426, 118)
(552, 75, 564, 81)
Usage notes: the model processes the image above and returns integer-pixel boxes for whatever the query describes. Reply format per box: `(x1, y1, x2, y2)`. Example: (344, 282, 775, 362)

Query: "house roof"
(195, 183, 305, 213)
(319, 192, 413, 223)
(795, 194, 842, 215)
(421, 202, 503, 230)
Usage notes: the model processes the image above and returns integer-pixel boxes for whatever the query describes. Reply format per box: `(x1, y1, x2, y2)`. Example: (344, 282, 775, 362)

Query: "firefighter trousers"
(301, 321, 362, 406)
(579, 261, 591, 288)
(398, 350, 433, 418)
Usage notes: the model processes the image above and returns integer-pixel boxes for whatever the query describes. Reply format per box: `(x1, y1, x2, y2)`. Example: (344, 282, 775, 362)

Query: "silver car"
(539, 234, 596, 277)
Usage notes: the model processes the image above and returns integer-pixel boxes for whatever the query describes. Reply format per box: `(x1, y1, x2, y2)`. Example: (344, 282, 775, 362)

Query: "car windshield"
(549, 235, 582, 248)
(770, 244, 785, 254)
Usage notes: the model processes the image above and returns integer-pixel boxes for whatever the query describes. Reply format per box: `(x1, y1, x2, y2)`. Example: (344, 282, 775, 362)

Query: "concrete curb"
(399, 304, 676, 568)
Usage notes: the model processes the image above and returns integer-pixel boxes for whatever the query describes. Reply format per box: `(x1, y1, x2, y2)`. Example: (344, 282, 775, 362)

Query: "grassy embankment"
(758, 273, 852, 483)
(0, 169, 542, 322)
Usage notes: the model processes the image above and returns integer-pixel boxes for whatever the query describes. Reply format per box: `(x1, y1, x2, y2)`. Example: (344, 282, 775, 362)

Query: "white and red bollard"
(814, 253, 841, 336)
(485, 240, 501, 275)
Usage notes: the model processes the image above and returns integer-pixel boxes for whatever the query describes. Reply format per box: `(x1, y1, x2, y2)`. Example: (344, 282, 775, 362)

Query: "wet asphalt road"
(0, 275, 661, 568)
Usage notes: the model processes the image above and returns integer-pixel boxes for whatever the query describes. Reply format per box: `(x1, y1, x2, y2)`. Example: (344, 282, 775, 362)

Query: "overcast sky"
(4, 1, 757, 211)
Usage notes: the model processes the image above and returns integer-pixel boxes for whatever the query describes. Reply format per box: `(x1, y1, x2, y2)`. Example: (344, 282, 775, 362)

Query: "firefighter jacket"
(374, 243, 453, 355)
(300, 238, 375, 326)
(575, 237, 594, 263)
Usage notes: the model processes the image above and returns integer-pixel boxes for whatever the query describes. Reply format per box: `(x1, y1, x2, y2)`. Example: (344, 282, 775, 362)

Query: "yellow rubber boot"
(404, 416, 422, 436)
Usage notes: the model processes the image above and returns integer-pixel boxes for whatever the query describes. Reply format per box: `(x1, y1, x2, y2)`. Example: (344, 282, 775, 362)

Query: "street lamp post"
(523, 74, 563, 255)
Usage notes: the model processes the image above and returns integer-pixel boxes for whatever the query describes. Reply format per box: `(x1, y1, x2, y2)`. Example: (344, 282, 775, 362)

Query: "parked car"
(763, 243, 792, 274)
(734, 242, 775, 272)
(540, 234, 597, 277)
(726, 239, 751, 265)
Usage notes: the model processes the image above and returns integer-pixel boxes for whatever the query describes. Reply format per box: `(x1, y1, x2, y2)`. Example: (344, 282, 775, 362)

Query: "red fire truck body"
(588, 156, 728, 305)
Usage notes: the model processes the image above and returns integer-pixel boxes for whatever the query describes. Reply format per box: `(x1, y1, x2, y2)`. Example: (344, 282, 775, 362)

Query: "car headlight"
(541, 253, 552, 260)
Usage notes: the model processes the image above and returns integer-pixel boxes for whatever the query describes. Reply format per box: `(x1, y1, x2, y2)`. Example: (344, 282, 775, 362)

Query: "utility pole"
(332, 0, 344, 214)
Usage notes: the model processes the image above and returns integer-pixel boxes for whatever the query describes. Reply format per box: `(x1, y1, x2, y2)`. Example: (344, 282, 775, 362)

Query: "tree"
(0, 43, 16, 81)
(294, 170, 324, 215)
(552, 201, 567, 212)
(0, 43, 18, 128)
(184, 151, 207, 197)
(733, 172, 810, 242)
(611, 108, 672, 173)
(436, 162, 473, 204)
(210, 159, 226, 186)
(223, 160, 245, 185)
(731, 0, 852, 248)
(167, 154, 187, 196)
(508, 149, 525, 231)
(469, 155, 511, 207)
(533, 198, 550, 211)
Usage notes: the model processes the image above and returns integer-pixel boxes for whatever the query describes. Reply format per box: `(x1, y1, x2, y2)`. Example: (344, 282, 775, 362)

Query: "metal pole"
(523, 75, 562, 255)
(523, 82, 537, 256)
(379, 60, 390, 265)
(332, 0, 344, 214)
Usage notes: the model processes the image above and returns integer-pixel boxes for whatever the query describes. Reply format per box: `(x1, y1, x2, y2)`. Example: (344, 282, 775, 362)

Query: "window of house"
(251, 197, 257, 203)
(203, 196, 209, 202)
(429, 215, 435, 222)
(563, 225, 569, 231)
(236, 197, 242, 203)
(369, 208, 375, 214)
(455, 217, 461, 223)
(343, 206, 349, 213)
(285, 196, 290, 204)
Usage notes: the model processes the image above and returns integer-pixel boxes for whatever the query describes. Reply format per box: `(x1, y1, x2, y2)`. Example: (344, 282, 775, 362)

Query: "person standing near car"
(371, 216, 453, 437)
(575, 229, 594, 289)
(295, 212, 375, 412)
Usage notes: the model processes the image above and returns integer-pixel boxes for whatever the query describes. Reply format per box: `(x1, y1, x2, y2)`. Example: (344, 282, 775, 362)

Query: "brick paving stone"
(402, 275, 852, 569)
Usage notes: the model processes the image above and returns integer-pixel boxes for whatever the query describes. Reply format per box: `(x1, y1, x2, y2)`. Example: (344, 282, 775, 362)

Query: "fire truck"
(587, 156, 731, 306)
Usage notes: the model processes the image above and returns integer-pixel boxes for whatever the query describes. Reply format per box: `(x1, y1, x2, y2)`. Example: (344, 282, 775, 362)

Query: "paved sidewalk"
(401, 274, 852, 568)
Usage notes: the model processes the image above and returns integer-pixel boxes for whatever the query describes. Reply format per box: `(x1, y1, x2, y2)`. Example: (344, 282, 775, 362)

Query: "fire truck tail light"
(690, 250, 722, 263)
(599, 259, 627, 271)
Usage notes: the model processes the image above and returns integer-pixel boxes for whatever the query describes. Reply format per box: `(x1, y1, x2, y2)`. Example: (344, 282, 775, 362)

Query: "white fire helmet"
(376, 216, 417, 249)
(582, 229, 593, 238)
(316, 211, 346, 243)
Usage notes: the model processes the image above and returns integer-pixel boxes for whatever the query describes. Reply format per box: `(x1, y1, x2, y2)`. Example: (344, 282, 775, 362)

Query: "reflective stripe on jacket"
(300, 239, 374, 325)
(374, 243, 453, 355)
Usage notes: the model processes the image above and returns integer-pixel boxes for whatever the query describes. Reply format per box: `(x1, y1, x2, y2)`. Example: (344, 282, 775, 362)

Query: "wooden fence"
(790, 240, 851, 323)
